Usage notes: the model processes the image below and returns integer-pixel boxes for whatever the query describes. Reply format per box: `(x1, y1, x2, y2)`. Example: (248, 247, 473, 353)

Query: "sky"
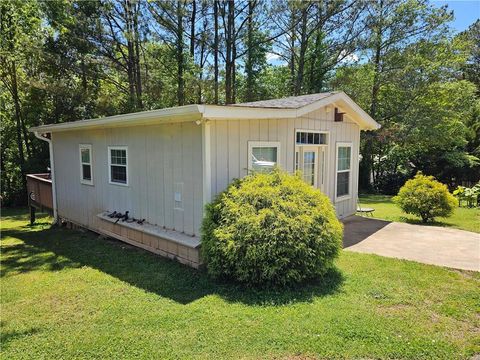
(433, 0, 479, 33)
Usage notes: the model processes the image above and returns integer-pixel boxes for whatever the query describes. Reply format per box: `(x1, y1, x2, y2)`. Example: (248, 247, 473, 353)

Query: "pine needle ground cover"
(1, 208, 479, 359)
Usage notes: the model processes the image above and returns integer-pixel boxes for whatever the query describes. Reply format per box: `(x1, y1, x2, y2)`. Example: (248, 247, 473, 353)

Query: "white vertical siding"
(52, 104, 362, 242)
(52, 122, 203, 236)
(209, 105, 361, 218)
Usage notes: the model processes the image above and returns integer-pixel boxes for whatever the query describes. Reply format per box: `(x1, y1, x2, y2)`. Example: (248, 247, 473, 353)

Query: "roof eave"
(29, 104, 203, 133)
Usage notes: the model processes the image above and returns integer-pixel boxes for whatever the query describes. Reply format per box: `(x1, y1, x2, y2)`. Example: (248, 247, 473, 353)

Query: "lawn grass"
(359, 194, 480, 233)
(1, 208, 479, 359)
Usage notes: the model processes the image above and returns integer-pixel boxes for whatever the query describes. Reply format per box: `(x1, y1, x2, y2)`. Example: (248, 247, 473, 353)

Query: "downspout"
(34, 131, 58, 223)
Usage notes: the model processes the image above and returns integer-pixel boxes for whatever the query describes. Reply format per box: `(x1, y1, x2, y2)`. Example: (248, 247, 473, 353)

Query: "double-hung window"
(79, 144, 93, 185)
(336, 143, 352, 199)
(248, 141, 280, 173)
(108, 146, 128, 185)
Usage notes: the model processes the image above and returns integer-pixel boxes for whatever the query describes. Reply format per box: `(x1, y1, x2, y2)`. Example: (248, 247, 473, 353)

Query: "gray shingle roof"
(232, 92, 338, 109)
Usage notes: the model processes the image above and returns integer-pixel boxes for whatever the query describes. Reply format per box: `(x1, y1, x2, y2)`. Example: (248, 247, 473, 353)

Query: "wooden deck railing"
(26, 173, 53, 213)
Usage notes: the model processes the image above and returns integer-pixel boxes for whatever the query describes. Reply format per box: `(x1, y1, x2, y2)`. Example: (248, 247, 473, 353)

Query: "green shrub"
(393, 173, 458, 223)
(201, 169, 343, 286)
(453, 183, 480, 208)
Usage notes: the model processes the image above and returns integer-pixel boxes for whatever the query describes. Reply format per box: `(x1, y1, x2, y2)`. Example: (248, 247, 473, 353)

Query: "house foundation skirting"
(59, 215, 202, 269)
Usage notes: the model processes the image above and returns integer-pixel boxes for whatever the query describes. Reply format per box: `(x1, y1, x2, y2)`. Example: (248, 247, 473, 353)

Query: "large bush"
(393, 173, 458, 223)
(201, 169, 343, 286)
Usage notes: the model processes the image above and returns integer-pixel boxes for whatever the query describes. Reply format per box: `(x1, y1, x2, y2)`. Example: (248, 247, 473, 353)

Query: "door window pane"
(303, 151, 316, 186)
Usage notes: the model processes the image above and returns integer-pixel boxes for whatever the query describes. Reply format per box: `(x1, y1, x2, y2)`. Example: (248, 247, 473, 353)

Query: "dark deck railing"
(27, 173, 53, 213)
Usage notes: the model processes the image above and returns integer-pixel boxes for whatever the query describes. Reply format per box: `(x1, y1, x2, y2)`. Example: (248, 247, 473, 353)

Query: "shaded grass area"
(359, 194, 480, 233)
(1, 208, 479, 359)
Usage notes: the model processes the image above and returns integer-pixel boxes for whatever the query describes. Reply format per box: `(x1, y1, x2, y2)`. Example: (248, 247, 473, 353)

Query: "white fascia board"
(296, 92, 381, 131)
(29, 104, 203, 133)
(337, 94, 381, 130)
(201, 105, 297, 120)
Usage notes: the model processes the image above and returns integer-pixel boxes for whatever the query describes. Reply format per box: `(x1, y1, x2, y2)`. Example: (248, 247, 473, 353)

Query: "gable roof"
(30, 91, 380, 134)
(232, 92, 337, 109)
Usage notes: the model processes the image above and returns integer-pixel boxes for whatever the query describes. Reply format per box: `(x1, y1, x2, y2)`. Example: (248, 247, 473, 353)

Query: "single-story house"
(30, 91, 380, 268)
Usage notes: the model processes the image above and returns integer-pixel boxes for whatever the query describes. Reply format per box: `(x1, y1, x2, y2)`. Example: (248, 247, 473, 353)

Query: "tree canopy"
(1, 0, 479, 204)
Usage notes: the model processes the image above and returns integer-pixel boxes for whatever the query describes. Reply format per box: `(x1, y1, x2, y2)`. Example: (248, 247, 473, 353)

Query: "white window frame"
(295, 129, 329, 147)
(335, 142, 353, 202)
(248, 141, 281, 172)
(79, 144, 93, 186)
(108, 146, 129, 186)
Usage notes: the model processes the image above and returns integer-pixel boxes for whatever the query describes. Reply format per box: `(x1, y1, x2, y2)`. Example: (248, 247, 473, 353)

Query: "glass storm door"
(300, 146, 318, 187)
(295, 146, 325, 190)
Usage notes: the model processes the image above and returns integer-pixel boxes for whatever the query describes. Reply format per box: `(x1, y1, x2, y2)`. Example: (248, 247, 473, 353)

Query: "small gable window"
(79, 144, 93, 185)
(108, 146, 128, 186)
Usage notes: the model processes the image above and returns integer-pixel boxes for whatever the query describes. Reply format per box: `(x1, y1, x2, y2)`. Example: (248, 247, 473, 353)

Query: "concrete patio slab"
(343, 216, 480, 271)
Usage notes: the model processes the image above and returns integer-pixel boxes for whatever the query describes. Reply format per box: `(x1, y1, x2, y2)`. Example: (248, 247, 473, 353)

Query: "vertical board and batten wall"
(209, 104, 360, 217)
(52, 122, 204, 236)
(52, 102, 361, 246)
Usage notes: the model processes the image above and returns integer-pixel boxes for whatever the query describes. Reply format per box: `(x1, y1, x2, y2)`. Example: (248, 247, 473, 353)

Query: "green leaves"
(201, 169, 343, 287)
(393, 173, 458, 222)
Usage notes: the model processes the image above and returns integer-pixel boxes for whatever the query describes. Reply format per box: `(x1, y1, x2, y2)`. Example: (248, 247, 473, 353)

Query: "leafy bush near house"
(453, 183, 480, 208)
(201, 169, 343, 286)
(393, 173, 458, 223)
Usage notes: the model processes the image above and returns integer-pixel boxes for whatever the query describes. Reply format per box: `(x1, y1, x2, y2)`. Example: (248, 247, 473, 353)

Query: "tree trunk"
(20, 110, 31, 158)
(10, 60, 27, 193)
(245, 0, 254, 102)
(125, 0, 137, 109)
(294, 6, 308, 96)
(232, 36, 237, 104)
(213, 0, 219, 104)
(133, 1, 143, 109)
(177, 1, 185, 106)
(225, 0, 235, 104)
(360, 0, 384, 191)
(81, 56, 88, 92)
(289, 8, 296, 95)
(190, 0, 196, 58)
(197, 1, 208, 104)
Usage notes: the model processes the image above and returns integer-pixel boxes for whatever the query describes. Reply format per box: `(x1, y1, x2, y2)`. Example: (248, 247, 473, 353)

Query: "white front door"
(296, 146, 326, 190)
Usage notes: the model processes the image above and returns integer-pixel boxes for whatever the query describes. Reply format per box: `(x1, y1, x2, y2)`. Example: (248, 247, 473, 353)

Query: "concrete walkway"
(343, 216, 480, 271)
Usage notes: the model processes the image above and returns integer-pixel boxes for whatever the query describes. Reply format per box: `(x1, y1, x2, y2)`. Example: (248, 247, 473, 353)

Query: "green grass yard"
(359, 194, 480, 233)
(1, 208, 479, 359)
